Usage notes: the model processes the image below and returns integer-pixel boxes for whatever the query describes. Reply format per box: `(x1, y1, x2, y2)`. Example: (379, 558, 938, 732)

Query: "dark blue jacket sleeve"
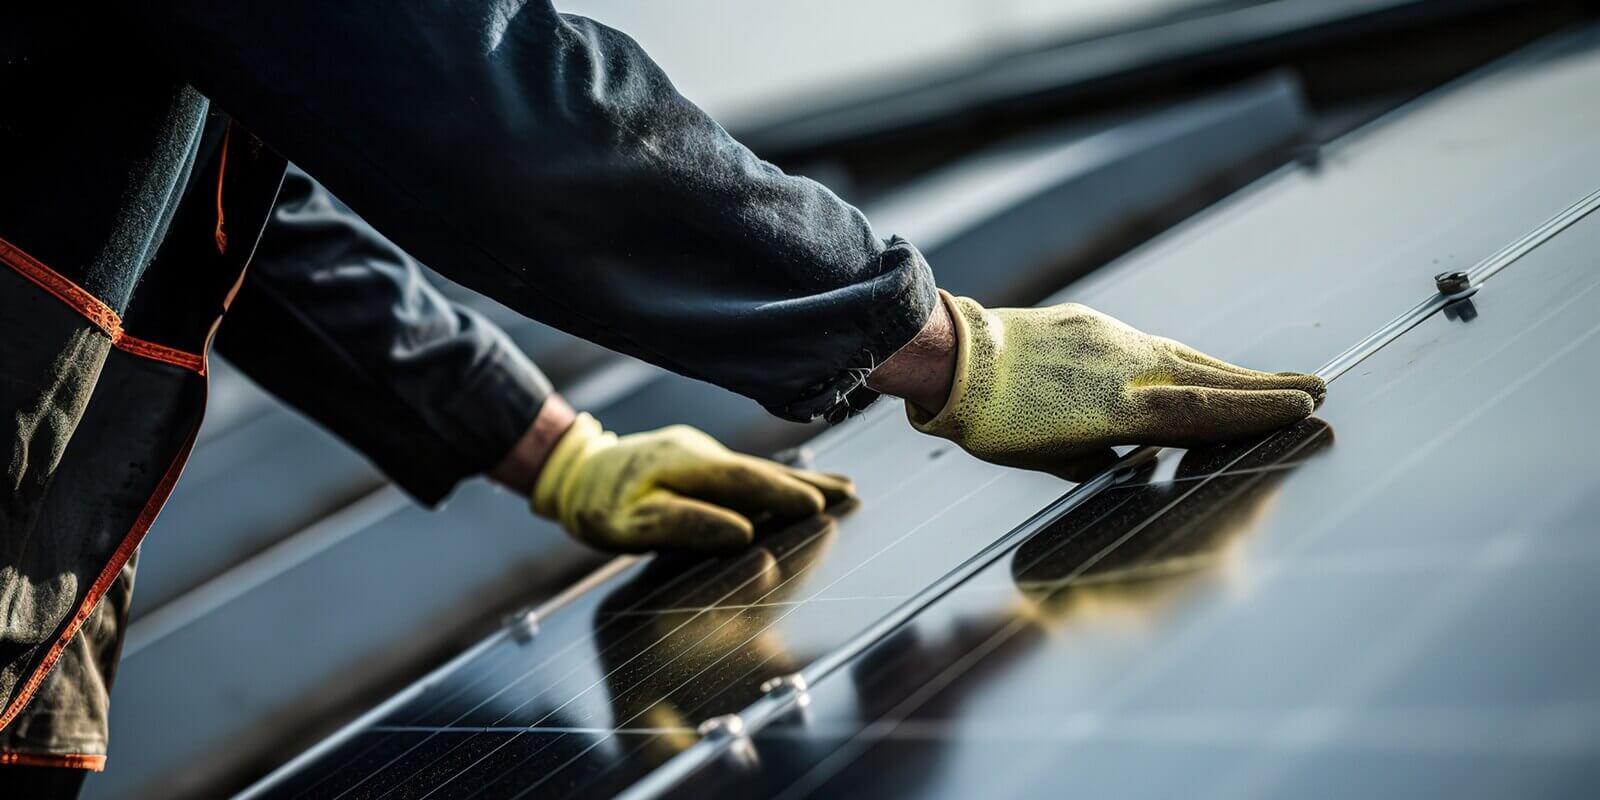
(127, 0, 937, 422)
(216, 165, 552, 505)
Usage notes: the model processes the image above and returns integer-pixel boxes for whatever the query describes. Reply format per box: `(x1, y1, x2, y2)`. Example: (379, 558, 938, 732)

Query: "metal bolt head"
(1434, 270, 1471, 295)
(697, 714, 747, 739)
(503, 608, 540, 643)
(760, 673, 812, 708)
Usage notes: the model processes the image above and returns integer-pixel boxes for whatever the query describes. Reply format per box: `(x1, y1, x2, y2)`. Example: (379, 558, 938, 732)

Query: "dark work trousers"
(0, 765, 88, 798)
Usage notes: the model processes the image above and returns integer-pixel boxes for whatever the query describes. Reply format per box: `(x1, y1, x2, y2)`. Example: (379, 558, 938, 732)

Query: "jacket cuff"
(772, 237, 938, 424)
(400, 341, 553, 505)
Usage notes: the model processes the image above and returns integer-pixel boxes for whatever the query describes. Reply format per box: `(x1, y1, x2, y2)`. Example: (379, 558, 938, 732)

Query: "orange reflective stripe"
(115, 334, 208, 374)
(0, 236, 121, 338)
(0, 235, 206, 375)
(0, 751, 107, 771)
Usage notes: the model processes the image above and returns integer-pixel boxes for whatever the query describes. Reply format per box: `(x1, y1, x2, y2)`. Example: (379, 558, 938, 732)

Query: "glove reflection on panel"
(910, 290, 1326, 478)
(595, 514, 839, 761)
(533, 413, 854, 553)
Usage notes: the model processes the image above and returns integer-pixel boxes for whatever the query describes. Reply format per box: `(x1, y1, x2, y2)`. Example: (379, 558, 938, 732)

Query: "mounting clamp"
(502, 607, 541, 643)
(759, 673, 812, 709)
(1434, 270, 1477, 300)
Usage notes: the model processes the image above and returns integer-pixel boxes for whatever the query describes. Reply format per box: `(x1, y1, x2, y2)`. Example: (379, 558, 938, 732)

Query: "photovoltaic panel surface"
(668, 199, 1600, 800)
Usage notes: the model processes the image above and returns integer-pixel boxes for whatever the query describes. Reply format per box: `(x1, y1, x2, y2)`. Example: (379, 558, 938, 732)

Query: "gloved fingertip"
(1307, 375, 1328, 407)
(674, 513, 755, 553)
(630, 493, 756, 553)
(699, 526, 757, 554)
(1272, 389, 1317, 422)
(1270, 371, 1326, 404)
(791, 469, 857, 505)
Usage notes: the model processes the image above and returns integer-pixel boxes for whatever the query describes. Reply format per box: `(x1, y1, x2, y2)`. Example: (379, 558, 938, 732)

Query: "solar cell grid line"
(539, 488, 1153, 800)
(637, 424, 1338, 799)
(432, 457, 1004, 793)
(735, 203, 1600, 800)
(612, 465, 1132, 800)
(279, 556, 690, 799)
(424, 473, 1011, 800)
(259, 406, 947, 800)
(1201, 322, 1600, 797)
(965, 281, 1600, 798)
(346, 440, 998, 798)
(281, 401, 918, 799)
(241, 555, 638, 800)
(1206, 518, 1580, 800)
(769, 420, 1336, 800)
(346, 544, 830, 799)
(622, 183, 1600, 799)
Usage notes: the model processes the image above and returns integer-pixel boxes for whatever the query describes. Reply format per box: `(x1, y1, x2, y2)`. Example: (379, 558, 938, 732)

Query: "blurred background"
(88, 1, 1600, 797)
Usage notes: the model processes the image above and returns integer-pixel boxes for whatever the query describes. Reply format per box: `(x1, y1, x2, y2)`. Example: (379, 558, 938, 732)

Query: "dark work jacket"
(0, 0, 935, 771)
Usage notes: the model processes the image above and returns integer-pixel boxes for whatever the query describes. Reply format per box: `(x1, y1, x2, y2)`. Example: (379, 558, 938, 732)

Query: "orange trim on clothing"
(0, 237, 121, 337)
(116, 334, 208, 373)
(0, 751, 107, 771)
(214, 121, 232, 254)
(0, 235, 207, 375)
(0, 423, 200, 737)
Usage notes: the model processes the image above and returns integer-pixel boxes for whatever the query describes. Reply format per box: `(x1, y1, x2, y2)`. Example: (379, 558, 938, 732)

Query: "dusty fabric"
(0, 302, 113, 741)
(0, 553, 134, 766)
(0, 281, 201, 768)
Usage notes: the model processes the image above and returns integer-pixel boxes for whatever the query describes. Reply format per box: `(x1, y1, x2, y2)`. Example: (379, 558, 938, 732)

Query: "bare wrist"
(489, 394, 578, 495)
(866, 293, 957, 416)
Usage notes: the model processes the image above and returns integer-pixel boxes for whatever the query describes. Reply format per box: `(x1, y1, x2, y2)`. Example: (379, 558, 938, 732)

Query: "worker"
(0, 2, 1324, 794)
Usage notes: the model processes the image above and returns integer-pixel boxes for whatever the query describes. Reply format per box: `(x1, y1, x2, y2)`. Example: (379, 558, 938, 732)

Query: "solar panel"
(670, 186, 1600, 800)
(242, 24, 1600, 800)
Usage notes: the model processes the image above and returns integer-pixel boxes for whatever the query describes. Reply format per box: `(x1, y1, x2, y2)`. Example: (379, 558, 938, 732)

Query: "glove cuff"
(531, 412, 611, 522)
(906, 290, 984, 440)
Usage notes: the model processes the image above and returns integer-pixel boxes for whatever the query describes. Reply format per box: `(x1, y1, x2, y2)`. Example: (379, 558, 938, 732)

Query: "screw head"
(697, 714, 746, 739)
(503, 608, 540, 643)
(1435, 271, 1471, 295)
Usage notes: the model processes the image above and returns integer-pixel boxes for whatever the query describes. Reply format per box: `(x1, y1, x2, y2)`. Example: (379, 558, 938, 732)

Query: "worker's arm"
(222, 164, 854, 549)
(215, 165, 555, 505)
(127, 0, 934, 424)
(149, 1, 1321, 483)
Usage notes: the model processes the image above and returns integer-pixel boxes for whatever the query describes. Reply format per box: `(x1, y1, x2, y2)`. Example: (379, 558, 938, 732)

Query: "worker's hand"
(908, 290, 1325, 477)
(532, 413, 854, 553)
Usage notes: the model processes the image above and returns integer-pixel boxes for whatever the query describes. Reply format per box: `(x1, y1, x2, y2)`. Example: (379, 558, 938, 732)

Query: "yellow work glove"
(532, 413, 854, 553)
(909, 290, 1325, 476)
